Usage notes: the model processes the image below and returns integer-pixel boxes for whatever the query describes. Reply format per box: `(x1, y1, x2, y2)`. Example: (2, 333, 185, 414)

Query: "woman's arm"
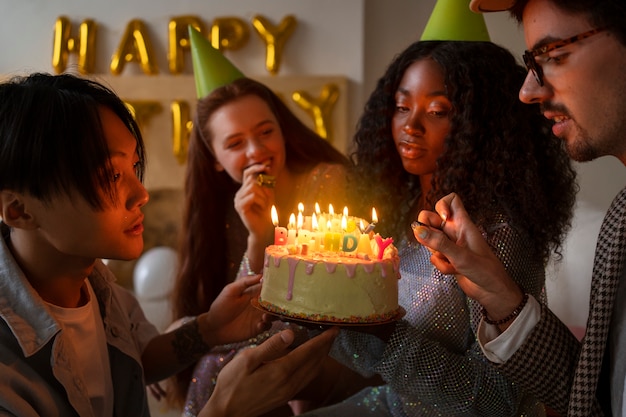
(142, 275, 267, 384)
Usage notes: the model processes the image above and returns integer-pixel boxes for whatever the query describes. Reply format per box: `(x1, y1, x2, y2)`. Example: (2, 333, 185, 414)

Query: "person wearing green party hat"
(293, 1, 576, 417)
(167, 22, 372, 417)
(188, 26, 245, 98)
(420, 0, 490, 41)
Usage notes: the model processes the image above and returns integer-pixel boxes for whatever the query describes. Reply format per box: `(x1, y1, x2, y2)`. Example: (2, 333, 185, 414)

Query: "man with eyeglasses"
(412, 0, 626, 416)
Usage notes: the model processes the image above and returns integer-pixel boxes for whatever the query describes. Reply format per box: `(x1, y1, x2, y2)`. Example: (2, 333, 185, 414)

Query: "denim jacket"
(0, 224, 159, 417)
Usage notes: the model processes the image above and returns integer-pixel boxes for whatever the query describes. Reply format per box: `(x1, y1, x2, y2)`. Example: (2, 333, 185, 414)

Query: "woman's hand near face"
(235, 163, 275, 272)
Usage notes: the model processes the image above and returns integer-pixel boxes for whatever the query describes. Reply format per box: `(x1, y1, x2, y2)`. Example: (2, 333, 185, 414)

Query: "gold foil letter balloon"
(168, 16, 205, 75)
(211, 17, 249, 51)
(170, 100, 193, 165)
(292, 83, 339, 142)
(251, 14, 297, 75)
(110, 19, 159, 75)
(52, 16, 97, 74)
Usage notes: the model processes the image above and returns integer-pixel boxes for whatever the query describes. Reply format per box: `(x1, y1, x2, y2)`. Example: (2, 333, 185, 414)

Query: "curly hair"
(349, 41, 577, 265)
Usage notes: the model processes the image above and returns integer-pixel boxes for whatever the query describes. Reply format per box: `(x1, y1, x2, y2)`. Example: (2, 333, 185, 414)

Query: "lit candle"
(297, 211, 303, 232)
(341, 214, 358, 252)
(363, 207, 378, 234)
(316, 203, 326, 232)
(287, 213, 297, 245)
(271, 205, 287, 245)
(328, 204, 340, 231)
(374, 234, 394, 260)
(357, 220, 372, 256)
(312, 213, 322, 251)
(324, 220, 341, 252)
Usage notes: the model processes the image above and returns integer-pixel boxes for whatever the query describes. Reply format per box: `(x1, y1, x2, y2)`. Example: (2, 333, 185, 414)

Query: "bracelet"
(237, 254, 259, 277)
(481, 293, 529, 326)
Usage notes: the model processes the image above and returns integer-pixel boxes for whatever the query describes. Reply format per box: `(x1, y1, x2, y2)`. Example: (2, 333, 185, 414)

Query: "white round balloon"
(133, 246, 178, 300)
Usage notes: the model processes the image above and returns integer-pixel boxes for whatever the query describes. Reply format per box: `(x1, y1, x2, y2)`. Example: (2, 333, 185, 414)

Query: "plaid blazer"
(498, 186, 626, 417)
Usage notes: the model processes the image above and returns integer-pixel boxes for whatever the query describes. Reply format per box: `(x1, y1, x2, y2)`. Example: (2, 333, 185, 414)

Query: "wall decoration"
(251, 14, 297, 75)
(110, 19, 159, 75)
(167, 16, 205, 74)
(292, 83, 339, 142)
(170, 100, 193, 164)
(52, 16, 97, 74)
(210, 17, 250, 50)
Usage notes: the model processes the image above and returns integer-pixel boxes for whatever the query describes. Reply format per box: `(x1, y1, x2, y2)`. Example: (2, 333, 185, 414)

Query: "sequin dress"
(302, 215, 547, 416)
(183, 162, 348, 417)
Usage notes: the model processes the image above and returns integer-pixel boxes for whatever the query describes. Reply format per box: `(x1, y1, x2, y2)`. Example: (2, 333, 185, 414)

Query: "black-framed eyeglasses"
(522, 27, 606, 86)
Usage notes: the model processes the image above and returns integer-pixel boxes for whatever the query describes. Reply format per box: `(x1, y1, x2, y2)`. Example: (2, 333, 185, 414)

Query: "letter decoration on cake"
(258, 204, 402, 324)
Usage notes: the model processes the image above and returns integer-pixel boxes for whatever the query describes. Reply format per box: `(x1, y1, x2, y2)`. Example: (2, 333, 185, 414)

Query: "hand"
(413, 193, 523, 320)
(147, 382, 167, 401)
(198, 327, 340, 417)
(198, 275, 270, 347)
(234, 163, 275, 240)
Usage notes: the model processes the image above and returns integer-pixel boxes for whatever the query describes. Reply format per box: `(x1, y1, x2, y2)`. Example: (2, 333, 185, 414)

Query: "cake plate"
(251, 298, 405, 328)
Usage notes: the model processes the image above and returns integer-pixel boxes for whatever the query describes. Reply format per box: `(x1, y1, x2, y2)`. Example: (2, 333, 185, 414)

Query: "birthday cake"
(259, 211, 401, 323)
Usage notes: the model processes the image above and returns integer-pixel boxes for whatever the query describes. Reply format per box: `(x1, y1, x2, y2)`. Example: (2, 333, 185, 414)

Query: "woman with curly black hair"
(301, 41, 578, 416)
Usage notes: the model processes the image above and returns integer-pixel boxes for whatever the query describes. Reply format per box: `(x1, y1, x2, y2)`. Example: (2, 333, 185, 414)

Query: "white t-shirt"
(46, 280, 114, 417)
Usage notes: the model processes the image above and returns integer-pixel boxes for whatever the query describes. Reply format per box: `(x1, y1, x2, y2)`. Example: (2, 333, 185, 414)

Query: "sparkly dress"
(302, 215, 547, 416)
(183, 162, 348, 417)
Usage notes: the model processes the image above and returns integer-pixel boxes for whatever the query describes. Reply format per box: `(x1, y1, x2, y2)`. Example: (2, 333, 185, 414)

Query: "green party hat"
(421, 0, 490, 41)
(188, 26, 245, 98)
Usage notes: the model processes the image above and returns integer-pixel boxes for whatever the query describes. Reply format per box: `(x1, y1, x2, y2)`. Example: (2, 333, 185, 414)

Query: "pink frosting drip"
(268, 250, 399, 304)
(286, 258, 300, 301)
(344, 263, 357, 278)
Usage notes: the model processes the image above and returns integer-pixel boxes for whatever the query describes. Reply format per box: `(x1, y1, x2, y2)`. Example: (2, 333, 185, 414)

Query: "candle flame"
(359, 219, 365, 233)
(372, 207, 378, 223)
(312, 213, 318, 230)
(271, 205, 279, 226)
(343, 206, 348, 217)
(298, 202, 304, 213)
(315, 202, 321, 215)
(329, 204, 334, 216)
(288, 213, 296, 229)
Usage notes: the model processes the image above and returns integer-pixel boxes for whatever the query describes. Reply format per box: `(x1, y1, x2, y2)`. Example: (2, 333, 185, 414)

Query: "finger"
(242, 162, 268, 180)
(283, 327, 338, 367)
(276, 328, 339, 383)
(434, 192, 459, 223)
(430, 252, 456, 275)
(147, 383, 165, 401)
(237, 274, 263, 292)
(244, 330, 296, 369)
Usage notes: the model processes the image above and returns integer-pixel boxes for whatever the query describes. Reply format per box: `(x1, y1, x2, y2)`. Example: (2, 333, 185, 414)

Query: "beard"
(566, 129, 599, 162)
